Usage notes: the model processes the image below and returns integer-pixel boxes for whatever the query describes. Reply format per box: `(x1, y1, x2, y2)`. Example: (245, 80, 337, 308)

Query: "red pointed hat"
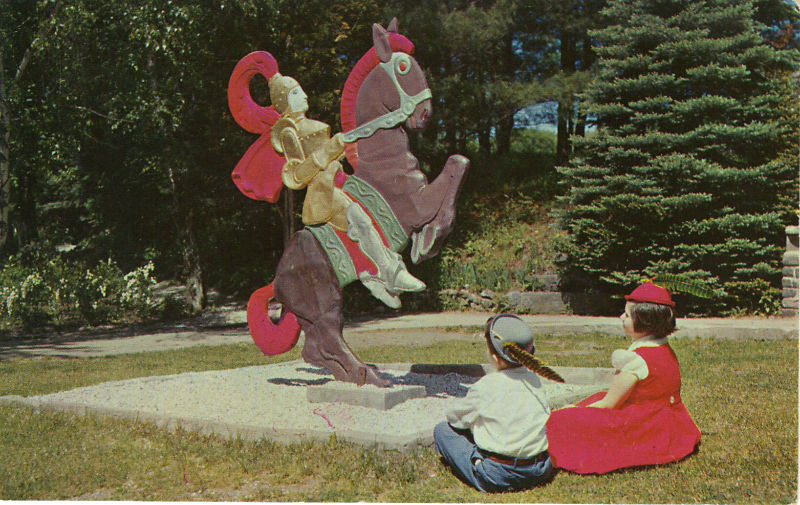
(625, 281, 675, 307)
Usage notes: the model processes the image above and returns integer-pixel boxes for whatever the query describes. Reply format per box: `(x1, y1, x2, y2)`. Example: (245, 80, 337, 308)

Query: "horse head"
(340, 19, 432, 168)
(366, 19, 432, 132)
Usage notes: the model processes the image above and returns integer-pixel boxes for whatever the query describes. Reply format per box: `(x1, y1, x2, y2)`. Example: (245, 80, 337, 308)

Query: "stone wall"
(783, 225, 799, 317)
(439, 228, 800, 317)
(438, 273, 618, 315)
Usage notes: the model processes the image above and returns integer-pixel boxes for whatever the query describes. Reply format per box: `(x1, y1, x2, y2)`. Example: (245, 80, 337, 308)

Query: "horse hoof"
(445, 154, 470, 177)
(358, 366, 392, 388)
(411, 224, 439, 264)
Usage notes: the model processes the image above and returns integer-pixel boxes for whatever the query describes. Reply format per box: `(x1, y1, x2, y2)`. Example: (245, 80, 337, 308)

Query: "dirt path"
(0, 307, 795, 360)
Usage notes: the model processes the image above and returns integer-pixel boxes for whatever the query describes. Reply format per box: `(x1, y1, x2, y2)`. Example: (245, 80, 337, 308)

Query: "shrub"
(402, 130, 563, 305)
(0, 253, 156, 331)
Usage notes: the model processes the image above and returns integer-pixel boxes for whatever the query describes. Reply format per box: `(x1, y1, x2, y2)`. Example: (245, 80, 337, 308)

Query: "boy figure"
(433, 314, 560, 493)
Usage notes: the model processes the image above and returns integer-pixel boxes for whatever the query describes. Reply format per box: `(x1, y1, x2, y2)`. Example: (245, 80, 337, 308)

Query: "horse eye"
(395, 54, 411, 75)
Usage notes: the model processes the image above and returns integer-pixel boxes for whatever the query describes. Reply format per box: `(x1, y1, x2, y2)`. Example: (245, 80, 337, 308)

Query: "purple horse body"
(234, 19, 468, 387)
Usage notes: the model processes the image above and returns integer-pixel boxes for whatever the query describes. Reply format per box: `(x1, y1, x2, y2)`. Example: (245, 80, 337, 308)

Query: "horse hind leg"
(273, 230, 391, 387)
(411, 154, 469, 264)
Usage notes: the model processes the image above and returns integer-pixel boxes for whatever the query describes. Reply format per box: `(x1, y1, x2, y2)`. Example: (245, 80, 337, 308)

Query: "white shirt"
(446, 367, 550, 459)
(611, 335, 669, 380)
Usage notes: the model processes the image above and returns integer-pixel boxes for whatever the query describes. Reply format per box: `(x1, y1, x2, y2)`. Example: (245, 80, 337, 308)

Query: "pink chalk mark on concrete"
(312, 408, 335, 428)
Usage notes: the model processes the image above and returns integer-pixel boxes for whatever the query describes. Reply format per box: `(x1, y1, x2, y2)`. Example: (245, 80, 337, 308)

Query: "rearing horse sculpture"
(228, 19, 469, 387)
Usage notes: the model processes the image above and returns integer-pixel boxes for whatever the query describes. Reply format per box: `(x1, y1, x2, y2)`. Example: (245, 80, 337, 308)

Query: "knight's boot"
(346, 204, 425, 307)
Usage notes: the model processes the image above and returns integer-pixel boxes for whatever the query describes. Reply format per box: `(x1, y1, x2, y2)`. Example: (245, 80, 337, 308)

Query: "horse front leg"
(410, 154, 469, 264)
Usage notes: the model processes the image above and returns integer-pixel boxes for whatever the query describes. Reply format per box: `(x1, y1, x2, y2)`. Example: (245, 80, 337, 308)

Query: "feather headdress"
(503, 342, 565, 383)
(650, 273, 715, 299)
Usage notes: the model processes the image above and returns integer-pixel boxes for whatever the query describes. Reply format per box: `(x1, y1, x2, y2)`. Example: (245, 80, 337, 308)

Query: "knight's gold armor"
(269, 74, 351, 231)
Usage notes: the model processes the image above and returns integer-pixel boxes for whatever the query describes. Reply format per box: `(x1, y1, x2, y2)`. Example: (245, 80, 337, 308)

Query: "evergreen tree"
(556, 0, 800, 315)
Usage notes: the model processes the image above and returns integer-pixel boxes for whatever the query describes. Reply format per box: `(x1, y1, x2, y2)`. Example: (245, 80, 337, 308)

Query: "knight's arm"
(312, 132, 345, 170)
(280, 129, 345, 190)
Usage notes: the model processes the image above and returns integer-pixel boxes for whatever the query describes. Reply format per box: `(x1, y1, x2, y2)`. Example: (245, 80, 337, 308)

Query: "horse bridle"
(342, 52, 432, 143)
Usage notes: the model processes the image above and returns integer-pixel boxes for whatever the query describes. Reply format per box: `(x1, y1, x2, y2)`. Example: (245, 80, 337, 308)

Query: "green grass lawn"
(0, 333, 796, 503)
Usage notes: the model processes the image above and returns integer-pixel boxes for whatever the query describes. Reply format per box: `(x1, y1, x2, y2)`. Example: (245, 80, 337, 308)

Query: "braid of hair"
(502, 342, 565, 383)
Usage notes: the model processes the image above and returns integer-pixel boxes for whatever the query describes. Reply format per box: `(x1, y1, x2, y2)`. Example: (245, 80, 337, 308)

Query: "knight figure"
(268, 73, 425, 308)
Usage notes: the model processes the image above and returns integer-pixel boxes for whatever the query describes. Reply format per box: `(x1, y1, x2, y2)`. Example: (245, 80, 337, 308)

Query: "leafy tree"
(0, 0, 62, 252)
(383, 0, 566, 164)
(1, 0, 382, 315)
(556, 0, 800, 315)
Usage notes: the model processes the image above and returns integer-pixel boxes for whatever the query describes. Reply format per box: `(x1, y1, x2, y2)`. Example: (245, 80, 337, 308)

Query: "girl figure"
(433, 314, 564, 493)
(545, 281, 701, 474)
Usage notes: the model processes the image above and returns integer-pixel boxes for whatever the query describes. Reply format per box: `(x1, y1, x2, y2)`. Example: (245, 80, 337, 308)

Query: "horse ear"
(372, 23, 392, 63)
(387, 17, 398, 33)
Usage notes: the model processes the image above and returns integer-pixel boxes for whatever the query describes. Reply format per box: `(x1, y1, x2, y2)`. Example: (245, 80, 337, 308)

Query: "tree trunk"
(167, 165, 205, 313)
(478, 125, 492, 157)
(556, 32, 576, 166)
(556, 100, 571, 165)
(0, 52, 11, 252)
(495, 115, 513, 155)
(496, 32, 516, 155)
(457, 132, 467, 154)
(181, 208, 205, 313)
(16, 165, 35, 248)
(575, 116, 586, 137)
(147, 49, 204, 313)
(574, 36, 595, 139)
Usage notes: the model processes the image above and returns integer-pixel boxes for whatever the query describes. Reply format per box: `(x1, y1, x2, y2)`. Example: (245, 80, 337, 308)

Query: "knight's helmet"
(269, 73, 301, 115)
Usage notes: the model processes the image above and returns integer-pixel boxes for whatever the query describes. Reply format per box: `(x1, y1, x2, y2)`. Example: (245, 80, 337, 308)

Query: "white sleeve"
(611, 349, 649, 380)
(445, 378, 485, 429)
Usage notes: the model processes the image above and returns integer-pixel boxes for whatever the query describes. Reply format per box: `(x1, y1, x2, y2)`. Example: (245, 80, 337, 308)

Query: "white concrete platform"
(0, 361, 611, 450)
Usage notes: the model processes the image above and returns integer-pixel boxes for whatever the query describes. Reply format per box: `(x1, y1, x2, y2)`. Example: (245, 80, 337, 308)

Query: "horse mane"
(340, 33, 415, 170)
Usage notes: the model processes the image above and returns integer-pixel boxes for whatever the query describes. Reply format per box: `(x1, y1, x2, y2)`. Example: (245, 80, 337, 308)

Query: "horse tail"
(247, 282, 301, 356)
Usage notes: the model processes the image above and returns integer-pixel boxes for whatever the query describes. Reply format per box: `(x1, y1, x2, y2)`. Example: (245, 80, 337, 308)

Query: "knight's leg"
(274, 230, 389, 387)
(346, 203, 425, 302)
(301, 162, 339, 226)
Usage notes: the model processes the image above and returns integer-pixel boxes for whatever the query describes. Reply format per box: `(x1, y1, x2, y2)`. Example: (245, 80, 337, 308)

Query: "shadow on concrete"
(389, 371, 477, 398)
(265, 363, 480, 400)
(269, 377, 333, 387)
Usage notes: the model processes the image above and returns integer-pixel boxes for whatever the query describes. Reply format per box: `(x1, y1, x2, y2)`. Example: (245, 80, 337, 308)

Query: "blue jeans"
(433, 422, 554, 493)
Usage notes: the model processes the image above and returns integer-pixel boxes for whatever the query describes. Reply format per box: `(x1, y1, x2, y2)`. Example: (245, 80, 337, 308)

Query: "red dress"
(545, 343, 701, 474)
